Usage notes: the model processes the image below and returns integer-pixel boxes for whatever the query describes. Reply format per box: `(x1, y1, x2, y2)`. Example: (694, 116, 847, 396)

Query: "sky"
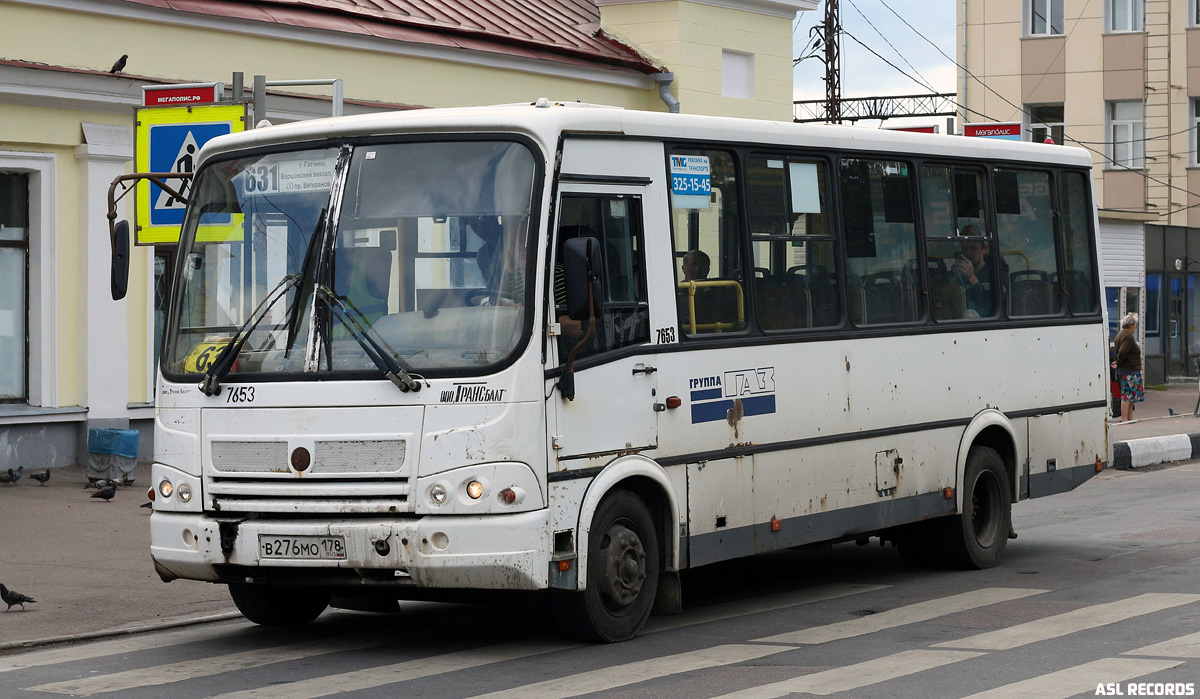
(792, 0, 958, 126)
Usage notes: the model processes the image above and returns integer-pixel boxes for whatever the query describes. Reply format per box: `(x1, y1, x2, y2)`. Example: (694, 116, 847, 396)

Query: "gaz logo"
(724, 367, 775, 397)
(688, 367, 776, 424)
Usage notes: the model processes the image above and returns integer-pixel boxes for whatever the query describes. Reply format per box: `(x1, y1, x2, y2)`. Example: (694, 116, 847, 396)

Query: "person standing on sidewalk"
(1112, 313, 1144, 422)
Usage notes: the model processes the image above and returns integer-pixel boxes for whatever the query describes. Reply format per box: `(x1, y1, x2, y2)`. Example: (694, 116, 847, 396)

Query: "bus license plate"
(258, 535, 347, 560)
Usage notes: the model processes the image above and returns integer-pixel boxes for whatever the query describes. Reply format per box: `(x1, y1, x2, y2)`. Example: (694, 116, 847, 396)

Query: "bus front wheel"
(554, 489, 660, 642)
(229, 583, 330, 626)
(940, 446, 1011, 569)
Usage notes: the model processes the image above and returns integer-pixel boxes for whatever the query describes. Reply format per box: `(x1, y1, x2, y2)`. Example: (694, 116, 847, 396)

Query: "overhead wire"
(868, 0, 1200, 217)
(844, 0, 936, 93)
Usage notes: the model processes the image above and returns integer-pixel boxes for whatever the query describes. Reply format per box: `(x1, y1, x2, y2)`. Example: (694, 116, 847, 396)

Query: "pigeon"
(0, 584, 36, 611)
(10, 466, 22, 484)
(0, 470, 13, 486)
(29, 469, 50, 486)
(85, 479, 114, 490)
(108, 54, 127, 74)
(91, 485, 117, 502)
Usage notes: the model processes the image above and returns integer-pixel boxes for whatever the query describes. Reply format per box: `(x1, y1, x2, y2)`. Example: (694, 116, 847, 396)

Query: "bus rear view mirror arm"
(560, 237, 602, 400)
(106, 172, 192, 300)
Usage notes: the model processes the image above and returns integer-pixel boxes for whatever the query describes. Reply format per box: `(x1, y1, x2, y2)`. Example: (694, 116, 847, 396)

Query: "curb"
(1112, 433, 1200, 470)
(0, 611, 244, 653)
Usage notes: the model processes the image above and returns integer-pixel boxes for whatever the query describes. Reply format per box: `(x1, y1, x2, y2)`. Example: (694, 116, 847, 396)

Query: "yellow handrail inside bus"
(677, 279, 744, 334)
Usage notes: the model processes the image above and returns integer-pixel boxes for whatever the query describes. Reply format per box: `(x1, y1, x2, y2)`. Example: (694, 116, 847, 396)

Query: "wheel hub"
(598, 523, 646, 610)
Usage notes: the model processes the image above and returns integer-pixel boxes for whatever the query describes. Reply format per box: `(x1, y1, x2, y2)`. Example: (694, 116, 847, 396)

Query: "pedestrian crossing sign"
(134, 104, 246, 244)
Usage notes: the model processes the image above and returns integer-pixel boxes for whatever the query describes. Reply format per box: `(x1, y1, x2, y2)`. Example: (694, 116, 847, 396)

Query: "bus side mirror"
(563, 236, 602, 321)
(111, 219, 130, 301)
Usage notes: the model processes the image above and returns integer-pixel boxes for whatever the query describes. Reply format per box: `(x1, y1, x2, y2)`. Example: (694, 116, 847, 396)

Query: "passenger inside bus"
(681, 249, 710, 281)
(952, 234, 995, 319)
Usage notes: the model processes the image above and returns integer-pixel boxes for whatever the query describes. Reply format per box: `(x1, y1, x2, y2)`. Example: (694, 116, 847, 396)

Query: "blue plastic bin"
(86, 427, 139, 483)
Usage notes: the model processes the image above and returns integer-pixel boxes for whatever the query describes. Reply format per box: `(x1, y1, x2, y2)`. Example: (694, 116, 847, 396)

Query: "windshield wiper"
(315, 286, 421, 392)
(199, 274, 302, 396)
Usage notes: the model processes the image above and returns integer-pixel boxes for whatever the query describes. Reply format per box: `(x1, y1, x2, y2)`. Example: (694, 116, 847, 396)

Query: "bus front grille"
(206, 477, 411, 514)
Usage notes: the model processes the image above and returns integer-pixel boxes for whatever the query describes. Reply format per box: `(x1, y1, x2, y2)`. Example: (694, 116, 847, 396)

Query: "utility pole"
(823, 0, 842, 124)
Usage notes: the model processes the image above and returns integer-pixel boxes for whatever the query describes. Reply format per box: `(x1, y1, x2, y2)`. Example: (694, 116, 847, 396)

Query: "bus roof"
(197, 100, 1095, 171)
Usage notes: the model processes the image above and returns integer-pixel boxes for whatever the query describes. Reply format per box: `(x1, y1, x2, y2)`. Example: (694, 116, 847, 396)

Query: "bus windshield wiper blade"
(315, 286, 421, 392)
(199, 274, 302, 396)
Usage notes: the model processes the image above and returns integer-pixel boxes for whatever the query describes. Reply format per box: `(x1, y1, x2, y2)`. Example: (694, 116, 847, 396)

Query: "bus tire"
(553, 489, 659, 642)
(228, 583, 330, 626)
(939, 446, 1011, 569)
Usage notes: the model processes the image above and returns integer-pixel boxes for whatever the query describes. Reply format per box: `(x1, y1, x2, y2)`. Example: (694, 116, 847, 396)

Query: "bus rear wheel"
(229, 583, 331, 626)
(939, 446, 1011, 569)
(553, 489, 660, 643)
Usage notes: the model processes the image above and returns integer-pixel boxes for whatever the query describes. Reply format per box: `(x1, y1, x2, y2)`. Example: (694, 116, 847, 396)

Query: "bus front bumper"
(149, 511, 549, 590)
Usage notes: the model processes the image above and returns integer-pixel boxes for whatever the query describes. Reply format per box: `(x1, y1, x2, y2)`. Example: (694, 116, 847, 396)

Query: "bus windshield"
(163, 139, 538, 380)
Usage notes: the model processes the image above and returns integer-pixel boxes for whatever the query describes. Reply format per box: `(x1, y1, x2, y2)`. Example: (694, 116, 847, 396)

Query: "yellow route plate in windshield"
(183, 338, 233, 373)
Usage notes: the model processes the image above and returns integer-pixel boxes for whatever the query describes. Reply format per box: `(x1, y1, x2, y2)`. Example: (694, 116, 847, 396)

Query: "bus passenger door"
(551, 187, 658, 464)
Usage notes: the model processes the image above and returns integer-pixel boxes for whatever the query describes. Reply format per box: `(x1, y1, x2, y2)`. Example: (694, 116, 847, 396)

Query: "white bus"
(138, 100, 1109, 642)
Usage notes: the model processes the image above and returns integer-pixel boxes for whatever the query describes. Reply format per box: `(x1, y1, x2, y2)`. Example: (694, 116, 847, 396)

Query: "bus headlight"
(158, 479, 174, 499)
(176, 482, 192, 503)
(414, 462, 542, 514)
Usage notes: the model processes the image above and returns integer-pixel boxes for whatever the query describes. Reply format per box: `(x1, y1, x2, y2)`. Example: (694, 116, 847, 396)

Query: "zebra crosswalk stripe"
(210, 641, 580, 699)
(469, 644, 802, 699)
(710, 649, 985, 698)
(1124, 630, 1200, 658)
(753, 587, 1047, 645)
(645, 582, 888, 634)
(26, 634, 392, 696)
(934, 593, 1200, 651)
(0, 620, 252, 674)
(959, 657, 1184, 699)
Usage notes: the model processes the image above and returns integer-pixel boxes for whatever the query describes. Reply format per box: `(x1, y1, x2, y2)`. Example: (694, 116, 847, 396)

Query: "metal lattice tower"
(823, 0, 842, 124)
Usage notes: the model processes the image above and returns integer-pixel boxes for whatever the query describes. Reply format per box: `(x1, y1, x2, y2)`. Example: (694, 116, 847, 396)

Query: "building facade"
(0, 0, 815, 470)
(957, 0, 1200, 383)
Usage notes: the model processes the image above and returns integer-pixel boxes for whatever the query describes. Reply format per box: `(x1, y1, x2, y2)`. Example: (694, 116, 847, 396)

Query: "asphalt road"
(3, 461, 1198, 699)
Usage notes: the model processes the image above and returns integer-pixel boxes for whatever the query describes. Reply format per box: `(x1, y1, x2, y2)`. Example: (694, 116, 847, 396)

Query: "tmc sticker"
(689, 368, 776, 424)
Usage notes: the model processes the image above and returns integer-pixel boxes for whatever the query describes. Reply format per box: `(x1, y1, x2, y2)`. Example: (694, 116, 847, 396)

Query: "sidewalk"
(2, 385, 1197, 653)
(1109, 380, 1200, 468)
(0, 464, 237, 652)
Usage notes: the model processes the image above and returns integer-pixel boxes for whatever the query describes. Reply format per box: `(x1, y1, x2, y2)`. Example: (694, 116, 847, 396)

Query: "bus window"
(1060, 171, 1099, 314)
(839, 158, 920, 325)
(921, 165, 997, 320)
(746, 156, 839, 330)
(995, 168, 1063, 316)
(670, 148, 746, 335)
(556, 194, 649, 358)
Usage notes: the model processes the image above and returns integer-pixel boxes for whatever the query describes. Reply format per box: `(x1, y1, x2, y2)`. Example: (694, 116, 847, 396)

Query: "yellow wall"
(0, 101, 142, 407)
(600, 1, 796, 121)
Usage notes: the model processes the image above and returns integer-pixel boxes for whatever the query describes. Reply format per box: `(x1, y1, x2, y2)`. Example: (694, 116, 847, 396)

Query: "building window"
(0, 173, 28, 401)
(1028, 104, 1065, 144)
(1192, 99, 1200, 166)
(1108, 0, 1143, 31)
(721, 50, 755, 100)
(1029, 0, 1065, 35)
(1108, 100, 1145, 169)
